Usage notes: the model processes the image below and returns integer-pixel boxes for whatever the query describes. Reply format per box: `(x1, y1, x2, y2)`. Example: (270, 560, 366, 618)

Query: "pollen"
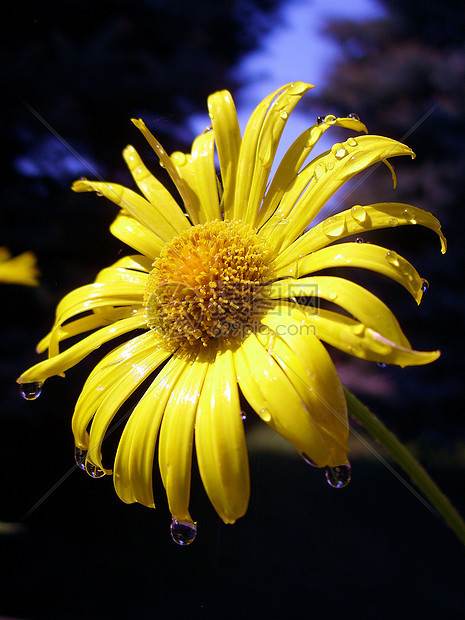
(144, 219, 271, 347)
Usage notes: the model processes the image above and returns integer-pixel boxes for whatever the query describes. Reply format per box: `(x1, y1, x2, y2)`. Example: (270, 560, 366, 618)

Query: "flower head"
(0, 247, 39, 286)
(18, 82, 445, 544)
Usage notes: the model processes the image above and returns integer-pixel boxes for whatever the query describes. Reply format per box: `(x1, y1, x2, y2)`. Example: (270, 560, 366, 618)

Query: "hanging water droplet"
(316, 115, 325, 125)
(324, 464, 352, 488)
(301, 453, 319, 467)
(355, 237, 363, 243)
(350, 205, 367, 223)
(85, 461, 106, 479)
(74, 446, 87, 471)
(348, 112, 360, 121)
(241, 411, 247, 421)
(170, 519, 197, 546)
(421, 278, 429, 293)
(324, 114, 337, 124)
(19, 381, 43, 401)
(347, 137, 358, 147)
(377, 362, 387, 368)
(203, 125, 213, 133)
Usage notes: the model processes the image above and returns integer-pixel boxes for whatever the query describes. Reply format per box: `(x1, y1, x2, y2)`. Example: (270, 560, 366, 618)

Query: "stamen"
(144, 220, 271, 347)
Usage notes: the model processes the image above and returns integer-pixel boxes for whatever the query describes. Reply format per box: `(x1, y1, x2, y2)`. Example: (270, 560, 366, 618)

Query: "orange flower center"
(144, 219, 271, 347)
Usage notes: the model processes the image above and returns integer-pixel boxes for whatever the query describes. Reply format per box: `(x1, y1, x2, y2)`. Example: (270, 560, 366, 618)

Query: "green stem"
(344, 387, 465, 548)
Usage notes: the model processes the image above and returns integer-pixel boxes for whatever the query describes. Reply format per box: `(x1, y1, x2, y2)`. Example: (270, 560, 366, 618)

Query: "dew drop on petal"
(389, 217, 399, 227)
(332, 143, 348, 159)
(325, 114, 337, 124)
(260, 408, 272, 422)
(316, 115, 325, 125)
(19, 381, 43, 400)
(85, 461, 106, 479)
(377, 362, 387, 368)
(347, 137, 358, 147)
(351, 205, 367, 223)
(421, 278, 429, 293)
(385, 251, 400, 267)
(325, 464, 352, 488)
(170, 519, 197, 546)
(355, 237, 363, 243)
(74, 446, 87, 471)
(280, 110, 288, 120)
(348, 112, 360, 121)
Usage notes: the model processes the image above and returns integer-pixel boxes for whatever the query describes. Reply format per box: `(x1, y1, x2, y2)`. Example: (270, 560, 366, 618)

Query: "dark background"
(1, 0, 464, 617)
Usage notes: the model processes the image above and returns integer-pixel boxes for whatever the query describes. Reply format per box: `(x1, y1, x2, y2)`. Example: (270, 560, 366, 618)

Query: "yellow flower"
(18, 82, 445, 545)
(0, 247, 39, 286)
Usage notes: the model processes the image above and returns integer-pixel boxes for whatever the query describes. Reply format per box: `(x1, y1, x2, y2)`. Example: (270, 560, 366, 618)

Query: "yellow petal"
(256, 115, 368, 228)
(275, 202, 446, 267)
(0, 248, 40, 286)
(158, 353, 209, 522)
(235, 82, 314, 222)
(122, 144, 190, 233)
(110, 212, 165, 259)
(207, 90, 241, 219)
(272, 242, 424, 304)
(72, 179, 179, 244)
(286, 303, 440, 367)
(256, 315, 349, 465)
(131, 119, 197, 224)
(113, 355, 185, 506)
(17, 313, 147, 384)
(195, 345, 250, 524)
(264, 275, 411, 348)
(189, 130, 222, 223)
(234, 330, 339, 465)
(262, 136, 415, 251)
(86, 341, 174, 473)
(72, 332, 172, 451)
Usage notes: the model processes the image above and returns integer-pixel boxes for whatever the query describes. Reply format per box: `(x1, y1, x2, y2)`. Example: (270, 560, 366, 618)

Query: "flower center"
(144, 219, 271, 347)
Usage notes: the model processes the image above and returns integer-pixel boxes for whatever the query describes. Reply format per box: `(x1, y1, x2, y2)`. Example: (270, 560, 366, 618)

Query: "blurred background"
(1, 0, 464, 617)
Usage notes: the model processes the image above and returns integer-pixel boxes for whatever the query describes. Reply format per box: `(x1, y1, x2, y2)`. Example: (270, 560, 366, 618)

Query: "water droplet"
(279, 110, 288, 120)
(355, 237, 363, 243)
(172, 152, 187, 166)
(421, 278, 429, 293)
(332, 143, 348, 159)
(259, 408, 272, 422)
(170, 519, 197, 546)
(323, 216, 346, 238)
(19, 381, 43, 400)
(348, 113, 360, 121)
(402, 208, 416, 223)
(389, 217, 399, 227)
(301, 453, 319, 468)
(347, 137, 358, 147)
(325, 464, 352, 488)
(353, 323, 365, 336)
(385, 251, 400, 267)
(327, 291, 337, 301)
(324, 114, 337, 124)
(377, 362, 387, 369)
(74, 447, 87, 471)
(350, 205, 367, 223)
(241, 411, 247, 421)
(85, 461, 106, 479)
(314, 162, 326, 180)
(203, 125, 213, 133)
(316, 115, 325, 125)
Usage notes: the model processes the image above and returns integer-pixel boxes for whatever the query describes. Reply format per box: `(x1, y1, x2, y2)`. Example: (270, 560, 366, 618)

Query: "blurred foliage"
(309, 0, 465, 444)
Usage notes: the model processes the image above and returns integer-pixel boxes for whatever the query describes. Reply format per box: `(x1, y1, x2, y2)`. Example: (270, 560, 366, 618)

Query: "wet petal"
(158, 353, 209, 522)
(272, 242, 424, 304)
(207, 90, 241, 219)
(114, 355, 185, 506)
(195, 346, 250, 524)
